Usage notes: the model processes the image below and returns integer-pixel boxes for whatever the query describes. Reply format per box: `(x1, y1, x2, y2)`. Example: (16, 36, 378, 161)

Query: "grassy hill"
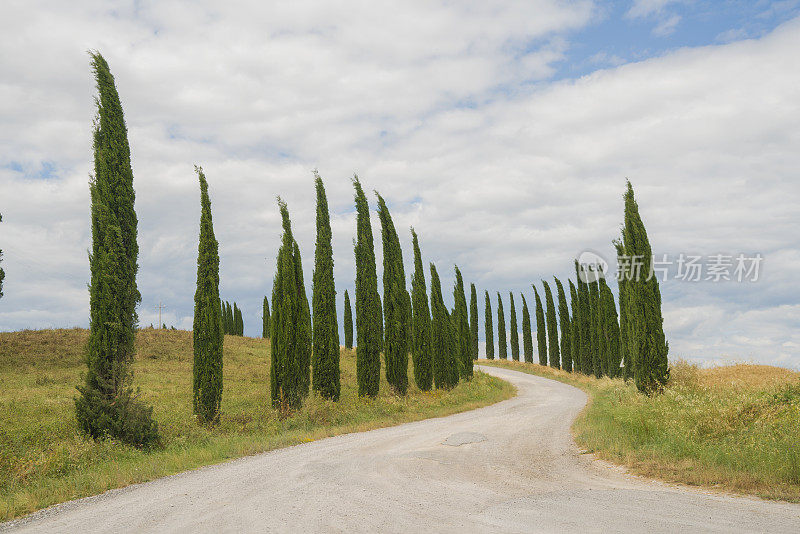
(0, 328, 514, 521)
(482, 359, 800, 502)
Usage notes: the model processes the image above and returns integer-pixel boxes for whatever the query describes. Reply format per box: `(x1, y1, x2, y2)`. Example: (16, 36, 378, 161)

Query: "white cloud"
(0, 3, 799, 369)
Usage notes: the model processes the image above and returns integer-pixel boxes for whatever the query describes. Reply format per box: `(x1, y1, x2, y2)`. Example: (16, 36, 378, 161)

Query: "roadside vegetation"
(482, 358, 800, 502)
(0, 328, 513, 521)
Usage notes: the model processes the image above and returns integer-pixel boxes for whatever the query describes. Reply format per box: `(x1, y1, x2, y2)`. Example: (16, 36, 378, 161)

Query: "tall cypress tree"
(469, 283, 478, 361)
(543, 281, 560, 369)
(192, 166, 223, 424)
(496, 292, 507, 359)
(233, 303, 243, 336)
(575, 261, 592, 375)
(597, 275, 610, 377)
(568, 280, 581, 374)
(376, 193, 410, 395)
(484, 291, 494, 360)
(521, 294, 533, 363)
(270, 199, 306, 409)
(509, 292, 520, 361)
(312, 172, 340, 400)
(410, 228, 432, 390)
(430, 264, 458, 389)
(343, 289, 354, 350)
(614, 240, 632, 380)
(262, 296, 270, 339)
(555, 277, 571, 373)
(588, 275, 601, 377)
(453, 266, 472, 379)
(533, 285, 547, 366)
(621, 181, 669, 393)
(293, 240, 312, 397)
(225, 301, 233, 335)
(75, 52, 158, 447)
(353, 177, 381, 397)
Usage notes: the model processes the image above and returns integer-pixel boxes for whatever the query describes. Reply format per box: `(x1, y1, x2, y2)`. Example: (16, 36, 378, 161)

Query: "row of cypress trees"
(221, 300, 243, 336)
(479, 182, 668, 394)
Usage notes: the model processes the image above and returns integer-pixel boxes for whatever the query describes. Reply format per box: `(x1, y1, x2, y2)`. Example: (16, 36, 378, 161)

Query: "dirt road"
(5, 365, 799, 533)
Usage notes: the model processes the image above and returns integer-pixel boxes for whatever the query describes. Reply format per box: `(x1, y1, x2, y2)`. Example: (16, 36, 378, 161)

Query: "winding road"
(5, 365, 800, 533)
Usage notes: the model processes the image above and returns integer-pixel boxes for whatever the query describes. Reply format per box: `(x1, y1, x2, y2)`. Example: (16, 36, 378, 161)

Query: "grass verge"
(480, 359, 800, 502)
(0, 328, 514, 521)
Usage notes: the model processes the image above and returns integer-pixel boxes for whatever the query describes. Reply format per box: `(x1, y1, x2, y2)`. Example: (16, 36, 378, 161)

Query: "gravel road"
(4, 365, 800, 533)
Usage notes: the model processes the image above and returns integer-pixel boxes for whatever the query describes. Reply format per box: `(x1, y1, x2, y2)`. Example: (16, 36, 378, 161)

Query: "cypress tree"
(376, 193, 410, 395)
(410, 228, 432, 390)
(533, 285, 547, 366)
(343, 289, 354, 350)
(430, 264, 458, 389)
(496, 292, 507, 359)
(469, 284, 478, 361)
(225, 301, 233, 335)
(377, 293, 384, 353)
(521, 294, 533, 363)
(601, 277, 622, 378)
(555, 277, 571, 373)
(508, 292, 520, 361)
(621, 181, 669, 393)
(568, 280, 581, 374)
(192, 166, 223, 424)
(484, 291, 494, 360)
(270, 199, 305, 410)
(614, 240, 632, 380)
(312, 172, 340, 400)
(597, 275, 610, 377)
(588, 275, 601, 377)
(262, 296, 270, 339)
(453, 266, 472, 379)
(234, 303, 243, 336)
(293, 240, 312, 396)
(75, 52, 158, 447)
(575, 261, 592, 375)
(353, 177, 381, 397)
(0, 213, 4, 299)
(543, 280, 560, 369)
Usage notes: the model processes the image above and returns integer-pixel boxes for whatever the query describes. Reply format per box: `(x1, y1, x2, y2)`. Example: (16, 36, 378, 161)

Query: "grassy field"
(481, 359, 800, 502)
(0, 329, 514, 521)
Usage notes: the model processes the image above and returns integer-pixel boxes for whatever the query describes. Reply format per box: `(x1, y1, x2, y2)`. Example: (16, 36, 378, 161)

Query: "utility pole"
(155, 301, 167, 329)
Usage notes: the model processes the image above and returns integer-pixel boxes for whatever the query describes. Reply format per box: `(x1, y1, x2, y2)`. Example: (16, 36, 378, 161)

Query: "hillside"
(0, 328, 513, 520)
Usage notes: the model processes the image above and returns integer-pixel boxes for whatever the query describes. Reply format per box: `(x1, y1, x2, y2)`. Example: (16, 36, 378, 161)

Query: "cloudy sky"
(1, 0, 799, 369)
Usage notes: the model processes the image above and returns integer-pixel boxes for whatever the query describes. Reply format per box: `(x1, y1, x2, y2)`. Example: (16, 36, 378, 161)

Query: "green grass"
(481, 359, 800, 502)
(0, 328, 514, 521)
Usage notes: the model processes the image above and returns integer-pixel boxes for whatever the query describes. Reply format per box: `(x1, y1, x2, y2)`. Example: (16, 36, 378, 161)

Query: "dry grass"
(481, 358, 800, 502)
(0, 328, 514, 521)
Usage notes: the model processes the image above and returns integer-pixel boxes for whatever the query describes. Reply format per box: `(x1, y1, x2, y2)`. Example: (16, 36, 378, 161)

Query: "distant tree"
(191, 166, 223, 424)
(410, 228, 432, 390)
(620, 181, 669, 393)
(353, 177, 381, 397)
(588, 275, 601, 377)
(484, 291, 494, 360)
(533, 285, 547, 366)
(233, 302, 243, 336)
(600, 276, 622, 378)
(312, 172, 340, 400)
(521, 294, 533, 363)
(75, 52, 158, 447)
(509, 292, 520, 361)
(430, 263, 459, 389)
(343, 289, 354, 350)
(453, 266, 472, 379)
(262, 296, 270, 339)
(376, 192, 410, 395)
(575, 261, 592, 375)
(542, 281, 560, 369)
(469, 283, 479, 361)
(614, 240, 632, 380)
(496, 292, 507, 359)
(225, 301, 233, 335)
(555, 277, 571, 373)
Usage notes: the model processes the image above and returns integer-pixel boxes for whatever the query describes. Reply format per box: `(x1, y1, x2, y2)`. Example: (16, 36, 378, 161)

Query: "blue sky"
(0, 1, 799, 369)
